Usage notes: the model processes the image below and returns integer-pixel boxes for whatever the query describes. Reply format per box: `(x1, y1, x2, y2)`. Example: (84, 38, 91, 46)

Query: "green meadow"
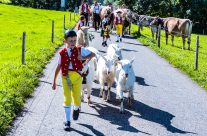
(131, 25, 207, 91)
(0, 4, 77, 135)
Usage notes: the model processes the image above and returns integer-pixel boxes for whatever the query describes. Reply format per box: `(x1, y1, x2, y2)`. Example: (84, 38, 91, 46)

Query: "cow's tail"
(185, 20, 192, 38)
(185, 20, 192, 48)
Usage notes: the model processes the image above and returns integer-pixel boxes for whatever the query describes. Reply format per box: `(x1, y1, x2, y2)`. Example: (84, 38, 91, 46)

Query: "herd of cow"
(83, 5, 193, 50)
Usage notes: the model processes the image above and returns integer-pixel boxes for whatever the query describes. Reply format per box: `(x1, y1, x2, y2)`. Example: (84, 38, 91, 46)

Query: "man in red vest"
(52, 30, 95, 131)
(80, 0, 89, 26)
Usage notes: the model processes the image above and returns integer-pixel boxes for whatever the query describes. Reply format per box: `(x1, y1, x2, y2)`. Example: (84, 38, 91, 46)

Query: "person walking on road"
(114, 10, 123, 42)
(80, 0, 90, 26)
(101, 14, 110, 46)
(93, 1, 101, 31)
(52, 30, 95, 131)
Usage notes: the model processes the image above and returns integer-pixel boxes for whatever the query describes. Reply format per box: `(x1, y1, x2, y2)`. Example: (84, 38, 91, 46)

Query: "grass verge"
(0, 4, 78, 135)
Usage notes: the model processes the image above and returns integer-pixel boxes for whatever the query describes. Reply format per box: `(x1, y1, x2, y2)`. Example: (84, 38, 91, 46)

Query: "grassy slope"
(131, 24, 207, 90)
(0, 4, 77, 135)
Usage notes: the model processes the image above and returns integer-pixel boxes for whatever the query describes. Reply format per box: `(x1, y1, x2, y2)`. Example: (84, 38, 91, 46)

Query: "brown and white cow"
(164, 17, 193, 50)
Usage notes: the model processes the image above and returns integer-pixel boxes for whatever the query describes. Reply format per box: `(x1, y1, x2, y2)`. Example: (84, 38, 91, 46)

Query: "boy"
(76, 15, 85, 30)
(114, 10, 123, 42)
(52, 30, 95, 131)
(101, 14, 110, 46)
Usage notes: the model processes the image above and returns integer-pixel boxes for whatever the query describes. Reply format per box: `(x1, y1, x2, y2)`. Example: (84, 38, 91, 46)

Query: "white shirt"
(58, 47, 91, 69)
(118, 16, 121, 24)
(93, 5, 100, 14)
(102, 18, 108, 24)
(84, 4, 87, 13)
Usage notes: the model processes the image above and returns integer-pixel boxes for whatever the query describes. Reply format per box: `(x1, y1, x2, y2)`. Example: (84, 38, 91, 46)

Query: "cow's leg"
(188, 35, 191, 50)
(182, 36, 185, 50)
(129, 23, 131, 35)
(165, 31, 168, 45)
(171, 35, 174, 46)
(151, 28, 154, 40)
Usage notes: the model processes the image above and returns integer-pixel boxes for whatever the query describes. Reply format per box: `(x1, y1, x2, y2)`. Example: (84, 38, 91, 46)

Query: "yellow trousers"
(116, 24, 123, 35)
(62, 71, 82, 106)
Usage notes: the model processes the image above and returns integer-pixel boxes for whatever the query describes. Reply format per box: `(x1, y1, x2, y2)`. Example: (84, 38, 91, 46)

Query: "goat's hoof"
(99, 95, 102, 98)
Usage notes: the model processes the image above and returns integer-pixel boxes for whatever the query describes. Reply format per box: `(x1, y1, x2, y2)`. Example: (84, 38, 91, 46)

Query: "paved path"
(8, 29, 207, 136)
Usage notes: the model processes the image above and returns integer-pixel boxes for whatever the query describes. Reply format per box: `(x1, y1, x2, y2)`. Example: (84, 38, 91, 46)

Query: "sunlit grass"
(0, 4, 78, 135)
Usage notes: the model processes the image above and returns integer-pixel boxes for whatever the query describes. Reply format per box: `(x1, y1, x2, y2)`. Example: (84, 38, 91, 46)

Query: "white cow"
(115, 59, 135, 113)
(107, 44, 123, 60)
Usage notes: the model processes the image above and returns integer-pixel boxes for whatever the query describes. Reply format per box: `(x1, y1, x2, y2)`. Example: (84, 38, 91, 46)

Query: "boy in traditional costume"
(101, 14, 110, 46)
(114, 10, 123, 42)
(52, 30, 95, 131)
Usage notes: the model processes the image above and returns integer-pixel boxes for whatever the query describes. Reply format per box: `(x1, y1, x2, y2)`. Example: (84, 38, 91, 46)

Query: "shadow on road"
(121, 48, 138, 52)
(78, 123, 105, 136)
(135, 76, 156, 87)
(81, 102, 151, 135)
(68, 128, 93, 136)
(90, 88, 196, 135)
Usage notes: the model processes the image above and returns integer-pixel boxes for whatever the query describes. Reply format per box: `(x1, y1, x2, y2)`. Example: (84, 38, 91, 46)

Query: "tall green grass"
(0, 4, 78, 135)
(131, 24, 207, 90)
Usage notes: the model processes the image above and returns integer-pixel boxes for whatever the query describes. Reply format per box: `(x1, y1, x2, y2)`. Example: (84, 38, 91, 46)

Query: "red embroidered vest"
(81, 3, 89, 13)
(59, 46, 83, 76)
(115, 17, 122, 25)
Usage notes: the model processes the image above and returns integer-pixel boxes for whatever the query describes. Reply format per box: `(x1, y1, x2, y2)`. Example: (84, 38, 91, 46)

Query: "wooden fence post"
(63, 15, 66, 30)
(51, 20, 54, 43)
(74, 10, 76, 21)
(70, 12, 71, 22)
(22, 32, 26, 65)
(195, 35, 199, 70)
(157, 25, 161, 48)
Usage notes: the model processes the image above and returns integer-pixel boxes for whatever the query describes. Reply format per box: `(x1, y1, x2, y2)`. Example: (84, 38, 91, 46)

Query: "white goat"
(81, 57, 96, 105)
(96, 55, 116, 101)
(80, 47, 100, 105)
(107, 44, 123, 60)
(115, 59, 135, 113)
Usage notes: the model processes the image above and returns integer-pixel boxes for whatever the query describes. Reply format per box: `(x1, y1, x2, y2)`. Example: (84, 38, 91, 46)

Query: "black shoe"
(102, 42, 105, 47)
(73, 108, 80, 120)
(64, 121, 70, 131)
(116, 40, 119, 42)
(105, 41, 108, 46)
